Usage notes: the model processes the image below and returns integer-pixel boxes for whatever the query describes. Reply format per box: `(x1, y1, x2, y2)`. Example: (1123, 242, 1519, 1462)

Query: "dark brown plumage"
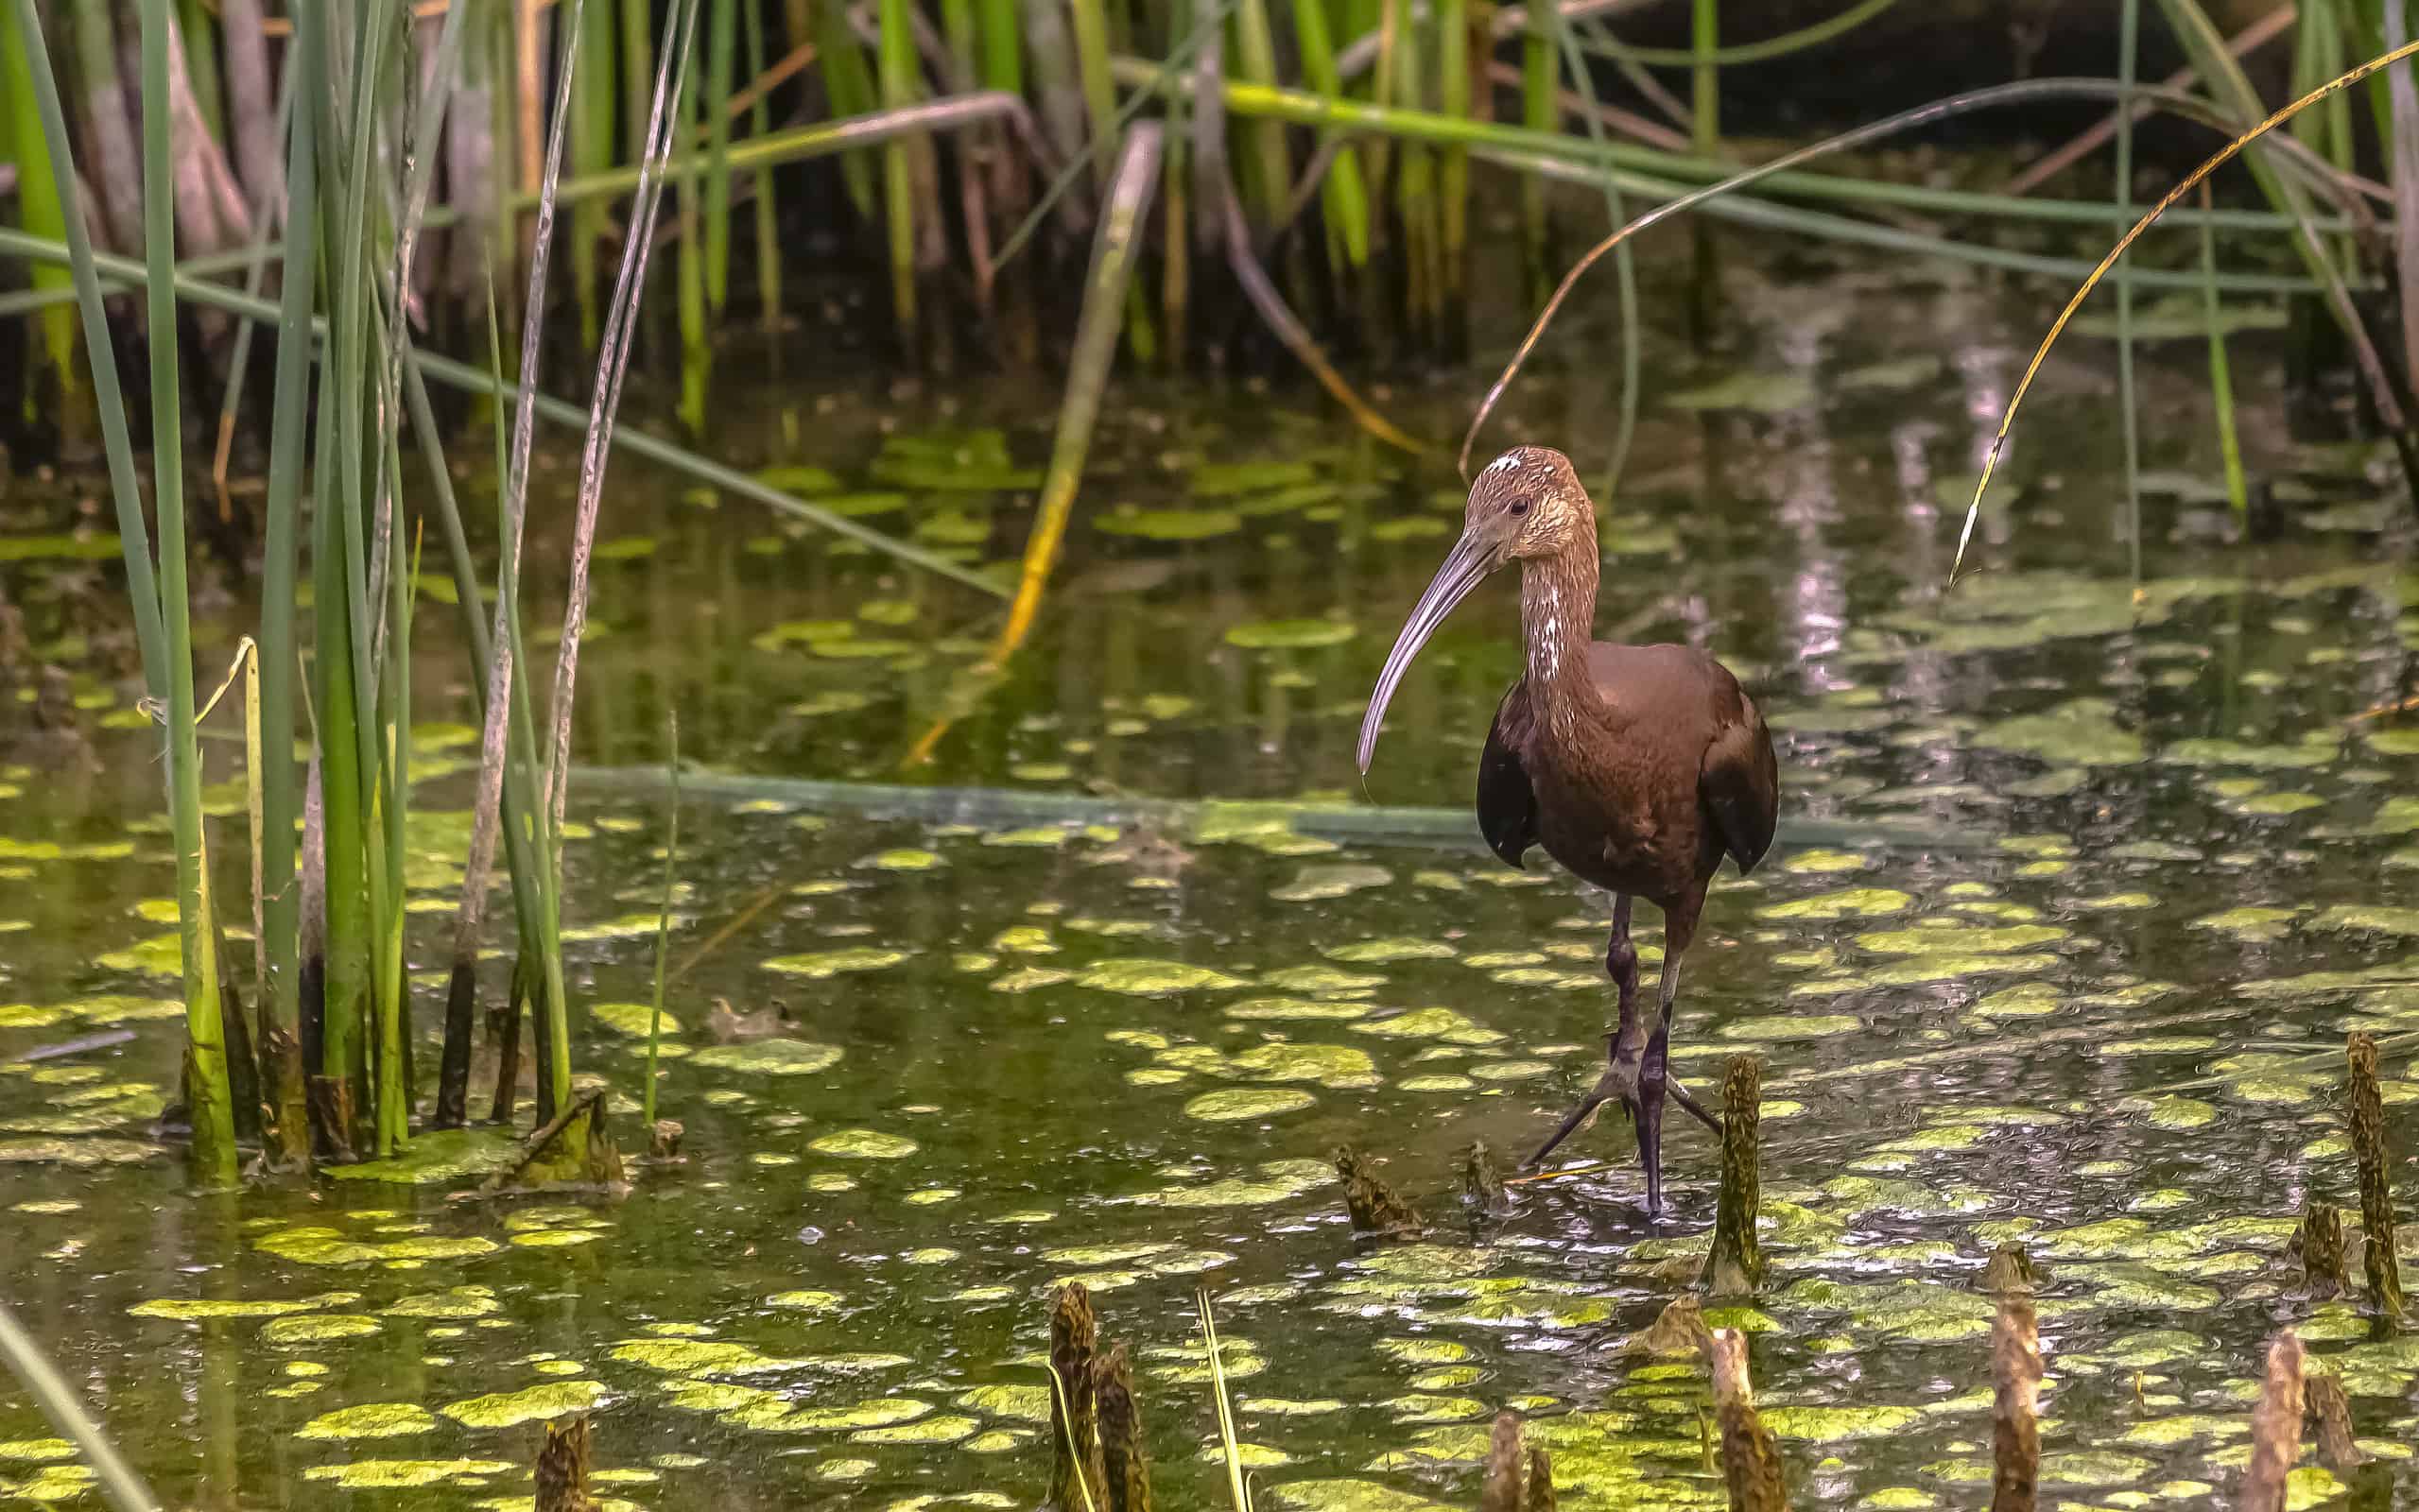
(1359, 445, 1780, 1214)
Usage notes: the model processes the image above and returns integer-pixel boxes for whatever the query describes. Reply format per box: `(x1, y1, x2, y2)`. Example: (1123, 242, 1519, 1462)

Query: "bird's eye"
(1509, 500, 1529, 517)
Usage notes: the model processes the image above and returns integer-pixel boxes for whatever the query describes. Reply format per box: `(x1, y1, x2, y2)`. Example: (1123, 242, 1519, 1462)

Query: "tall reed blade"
(1437, 0, 1468, 342)
(136, 0, 241, 1189)
(573, 0, 617, 346)
(2199, 182, 2247, 519)
(703, 0, 737, 314)
(877, 0, 921, 348)
(253, 0, 320, 1165)
(1228, 0, 1294, 227)
(1292, 0, 1371, 270)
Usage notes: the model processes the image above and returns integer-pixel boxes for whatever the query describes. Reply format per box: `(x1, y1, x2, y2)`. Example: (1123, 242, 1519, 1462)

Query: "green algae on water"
(263, 1314, 382, 1346)
(688, 1040, 844, 1075)
(763, 947, 906, 978)
(324, 1127, 524, 1185)
(1075, 958, 1246, 994)
(807, 1128, 919, 1159)
(302, 1458, 516, 1488)
(296, 1403, 438, 1440)
(254, 1227, 499, 1267)
(1185, 1088, 1317, 1121)
(1224, 619, 1355, 649)
(440, 1380, 608, 1428)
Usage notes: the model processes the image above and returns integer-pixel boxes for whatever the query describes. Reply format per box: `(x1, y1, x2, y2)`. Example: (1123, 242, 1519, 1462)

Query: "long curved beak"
(1356, 530, 1495, 774)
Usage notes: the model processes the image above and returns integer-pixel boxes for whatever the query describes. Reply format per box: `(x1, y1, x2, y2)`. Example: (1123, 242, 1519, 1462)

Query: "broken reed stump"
(1047, 1283, 1108, 1512)
(1703, 1328, 1787, 1512)
(648, 1119, 685, 1161)
(2303, 1372, 2363, 1472)
(1476, 1412, 1557, 1512)
(1463, 1140, 1510, 1217)
(2292, 1201, 2347, 1299)
(1990, 1295, 2042, 1512)
(1092, 1343, 1153, 1512)
(533, 1414, 597, 1512)
(1336, 1146, 1425, 1237)
(2238, 1332, 2306, 1512)
(1625, 1294, 1712, 1358)
(1478, 1413, 1523, 1512)
(1979, 1243, 2040, 1296)
(2345, 1034, 2405, 1318)
(1525, 1445, 1556, 1512)
(1698, 1057, 1765, 1297)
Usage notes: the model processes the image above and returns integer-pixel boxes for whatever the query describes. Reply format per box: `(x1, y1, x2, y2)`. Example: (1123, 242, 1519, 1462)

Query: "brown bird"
(1358, 446, 1779, 1214)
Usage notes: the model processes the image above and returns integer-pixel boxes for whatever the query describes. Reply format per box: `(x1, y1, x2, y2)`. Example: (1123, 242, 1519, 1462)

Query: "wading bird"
(1357, 446, 1779, 1214)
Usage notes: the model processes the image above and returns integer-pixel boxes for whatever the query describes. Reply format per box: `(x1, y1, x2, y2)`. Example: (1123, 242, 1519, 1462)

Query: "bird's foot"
(1521, 1037, 1645, 1172)
(1525, 1039, 1723, 1219)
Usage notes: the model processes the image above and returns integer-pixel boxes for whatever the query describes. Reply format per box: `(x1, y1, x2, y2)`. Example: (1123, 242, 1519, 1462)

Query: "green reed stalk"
(574, 0, 616, 347)
(1228, 0, 1294, 224)
(1520, 6, 1553, 282)
(1553, 16, 1639, 493)
(373, 478, 411, 1156)
(815, 0, 880, 220)
(1292, 0, 1370, 267)
(178, 0, 223, 140)
(2117, 0, 2141, 581)
(877, 0, 920, 346)
(980, 0, 1023, 94)
(0, 0, 76, 416)
(1389, 9, 1439, 338)
(2151, 0, 2359, 325)
(314, 0, 402, 1158)
(1584, 0, 1901, 67)
(253, 0, 320, 1167)
(1163, 0, 1193, 363)
(1437, 0, 1468, 327)
(139, 0, 239, 1189)
(678, 62, 708, 431)
(1691, 0, 1719, 151)
(744, 0, 780, 326)
(1070, 0, 1119, 188)
(643, 713, 680, 1128)
(2199, 182, 2247, 520)
(621, 0, 656, 158)
(704, 0, 737, 314)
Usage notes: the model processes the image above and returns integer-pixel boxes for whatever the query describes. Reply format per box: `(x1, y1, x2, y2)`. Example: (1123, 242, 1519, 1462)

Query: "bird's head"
(1357, 446, 1593, 774)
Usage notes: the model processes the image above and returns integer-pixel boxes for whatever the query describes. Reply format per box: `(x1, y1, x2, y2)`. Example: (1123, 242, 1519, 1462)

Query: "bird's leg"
(1524, 896, 1643, 1169)
(1649, 942, 1721, 1135)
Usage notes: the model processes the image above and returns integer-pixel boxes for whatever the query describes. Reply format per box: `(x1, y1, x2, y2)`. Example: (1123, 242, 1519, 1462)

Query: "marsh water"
(6, 247, 2419, 1508)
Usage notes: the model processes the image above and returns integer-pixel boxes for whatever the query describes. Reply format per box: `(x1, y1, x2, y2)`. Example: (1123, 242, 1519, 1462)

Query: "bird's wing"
(1477, 682, 1539, 870)
(1699, 674, 1780, 873)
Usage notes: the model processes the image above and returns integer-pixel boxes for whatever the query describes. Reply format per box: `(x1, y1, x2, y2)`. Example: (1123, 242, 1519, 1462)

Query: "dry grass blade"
(0, 1299, 162, 1512)
(1950, 39, 2419, 580)
(1198, 1290, 1252, 1512)
(544, 0, 707, 834)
